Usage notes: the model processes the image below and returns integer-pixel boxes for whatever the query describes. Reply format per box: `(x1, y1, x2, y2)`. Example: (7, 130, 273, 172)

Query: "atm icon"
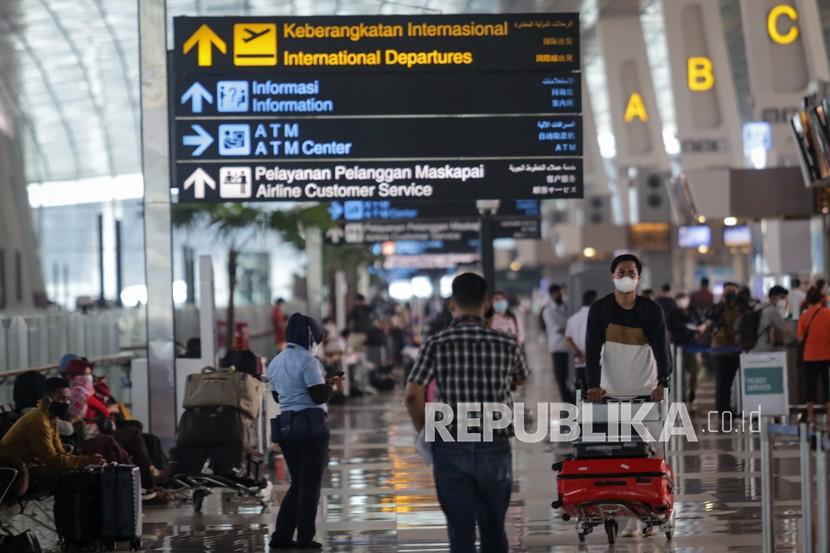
(343, 201, 365, 221)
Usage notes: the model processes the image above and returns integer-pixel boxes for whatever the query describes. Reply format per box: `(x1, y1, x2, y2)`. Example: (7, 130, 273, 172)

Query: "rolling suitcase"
(177, 406, 257, 449)
(571, 440, 653, 459)
(55, 465, 142, 551)
(54, 469, 101, 550)
(100, 465, 142, 551)
(555, 456, 674, 518)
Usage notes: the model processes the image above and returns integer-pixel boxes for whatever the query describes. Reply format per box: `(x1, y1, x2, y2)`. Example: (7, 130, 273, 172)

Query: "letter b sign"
(688, 57, 714, 92)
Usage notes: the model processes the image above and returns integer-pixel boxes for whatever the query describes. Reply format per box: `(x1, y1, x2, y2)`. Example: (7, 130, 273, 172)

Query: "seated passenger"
(12, 371, 47, 413)
(64, 359, 167, 495)
(0, 377, 102, 490)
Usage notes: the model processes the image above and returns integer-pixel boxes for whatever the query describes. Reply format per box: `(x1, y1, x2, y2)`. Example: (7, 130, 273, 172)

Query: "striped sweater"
(585, 293, 671, 396)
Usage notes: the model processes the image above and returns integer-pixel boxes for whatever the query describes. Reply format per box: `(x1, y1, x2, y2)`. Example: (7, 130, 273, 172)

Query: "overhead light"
(696, 215, 706, 224)
(410, 276, 433, 299)
(698, 245, 710, 254)
(724, 217, 738, 226)
(381, 241, 396, 256)
(583, 247, 597, 258)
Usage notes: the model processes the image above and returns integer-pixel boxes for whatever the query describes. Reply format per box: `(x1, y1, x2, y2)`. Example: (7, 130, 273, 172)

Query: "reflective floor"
(7, 336, 809, 551)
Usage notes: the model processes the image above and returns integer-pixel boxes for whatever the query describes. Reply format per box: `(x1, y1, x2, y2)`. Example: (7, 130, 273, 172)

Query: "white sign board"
(740, 351, 789, 417)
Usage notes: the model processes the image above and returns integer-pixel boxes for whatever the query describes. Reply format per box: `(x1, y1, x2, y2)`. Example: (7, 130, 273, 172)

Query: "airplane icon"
(233, 23, 277, 66)
(242, 27, 270, 42)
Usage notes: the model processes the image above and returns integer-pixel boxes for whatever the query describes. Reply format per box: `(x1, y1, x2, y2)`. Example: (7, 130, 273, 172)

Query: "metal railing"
(761, 420, 829, 553)
(0, 352, 135, 409)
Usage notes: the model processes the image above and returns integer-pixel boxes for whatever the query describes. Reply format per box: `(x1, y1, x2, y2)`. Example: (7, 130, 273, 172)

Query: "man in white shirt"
(565, 290, 597, 394)
(542, 284, 573, 403)
(790, 278, 806, 319)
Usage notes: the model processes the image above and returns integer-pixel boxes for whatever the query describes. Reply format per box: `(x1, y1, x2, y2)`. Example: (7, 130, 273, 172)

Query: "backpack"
(538, 306, 547, 332)
(736, 305, 770, 352)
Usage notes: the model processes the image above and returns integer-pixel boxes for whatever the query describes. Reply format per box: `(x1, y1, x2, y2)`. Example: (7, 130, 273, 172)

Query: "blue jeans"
(432, 436, 512, 553)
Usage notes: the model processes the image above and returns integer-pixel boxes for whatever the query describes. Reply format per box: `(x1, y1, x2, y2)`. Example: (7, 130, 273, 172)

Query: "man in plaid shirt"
(405, 273, 529, 553)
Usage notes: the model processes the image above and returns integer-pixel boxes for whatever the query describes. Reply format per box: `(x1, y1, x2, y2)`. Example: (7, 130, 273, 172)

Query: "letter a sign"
(624, 92, 649, 122)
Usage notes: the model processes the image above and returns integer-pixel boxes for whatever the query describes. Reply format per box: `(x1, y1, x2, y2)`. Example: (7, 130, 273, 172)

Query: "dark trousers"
(714, 354, 740, 414)
(806, 360, 830, 403)
(433, 436, 512, 553)
(552, 352, 574, 404)
(272, 430, 329, 545)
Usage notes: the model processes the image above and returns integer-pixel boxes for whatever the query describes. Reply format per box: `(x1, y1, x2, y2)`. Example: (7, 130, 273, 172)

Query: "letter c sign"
(767, 4, 799, 45)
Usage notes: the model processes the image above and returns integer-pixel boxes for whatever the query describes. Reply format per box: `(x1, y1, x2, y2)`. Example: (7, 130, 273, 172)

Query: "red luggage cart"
(551, 394, 676, 544)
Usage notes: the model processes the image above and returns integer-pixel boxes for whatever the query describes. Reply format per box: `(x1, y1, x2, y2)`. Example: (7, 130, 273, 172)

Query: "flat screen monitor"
(724, 225, 751, 248)
(792, 99, 830, 186)
(678, 225, 711, 248)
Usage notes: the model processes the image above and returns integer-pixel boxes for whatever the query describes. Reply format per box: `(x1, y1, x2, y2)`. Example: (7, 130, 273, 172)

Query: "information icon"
(219, 167, 253, 199)
(217, 81, 249, 113)
(218, 124, 251, 156)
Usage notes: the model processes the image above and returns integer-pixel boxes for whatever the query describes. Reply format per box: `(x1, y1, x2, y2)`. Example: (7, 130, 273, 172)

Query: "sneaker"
(619, 518, 641, 537)
(258, 480, 274, 500)
(141, 490, 157, 502)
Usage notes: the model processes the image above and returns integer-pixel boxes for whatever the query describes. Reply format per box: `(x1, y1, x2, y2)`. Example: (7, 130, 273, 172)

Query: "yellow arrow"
(183, 24, 227, 67)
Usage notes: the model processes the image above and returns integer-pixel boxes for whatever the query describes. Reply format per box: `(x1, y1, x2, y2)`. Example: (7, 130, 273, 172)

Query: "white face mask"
(613, 276, 638, 294)
(776, 299, 789, 316)
(677, 298, 690, 310)
(309, 340, 321, 357)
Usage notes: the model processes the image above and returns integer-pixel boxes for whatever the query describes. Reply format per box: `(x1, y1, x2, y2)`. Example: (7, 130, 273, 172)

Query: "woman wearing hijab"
(267, 313, 343, 550)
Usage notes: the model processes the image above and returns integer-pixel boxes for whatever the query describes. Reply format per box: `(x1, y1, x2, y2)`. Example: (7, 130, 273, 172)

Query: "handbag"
(183, 366, 266, 419)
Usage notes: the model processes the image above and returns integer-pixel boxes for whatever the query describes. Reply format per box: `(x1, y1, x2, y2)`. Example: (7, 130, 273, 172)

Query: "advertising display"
(677, 225, 711, 248)
(172, 14, 582, 202)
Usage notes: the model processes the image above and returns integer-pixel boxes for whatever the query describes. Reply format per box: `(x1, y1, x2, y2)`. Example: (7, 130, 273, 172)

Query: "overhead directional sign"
(322, 199, 541, 243)
(172, 14, 582, 202)
(324, 218, 541, 244)
(326, 200, 540, 221)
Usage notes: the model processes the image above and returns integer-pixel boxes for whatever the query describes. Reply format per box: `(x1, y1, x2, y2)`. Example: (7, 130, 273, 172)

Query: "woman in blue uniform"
(268, 313, 343, 549)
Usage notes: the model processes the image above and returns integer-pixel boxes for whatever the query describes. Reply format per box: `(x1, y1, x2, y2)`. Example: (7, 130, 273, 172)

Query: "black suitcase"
(55, 469, 101, 550)
(571, 440, 653, 459)
(177, 406, 256, 449)
(100, 465, 142, 550)
(55, 465, 142, 551)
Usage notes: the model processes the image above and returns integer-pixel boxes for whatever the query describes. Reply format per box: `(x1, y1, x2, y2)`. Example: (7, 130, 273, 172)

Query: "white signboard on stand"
(740, 351, 789, 417)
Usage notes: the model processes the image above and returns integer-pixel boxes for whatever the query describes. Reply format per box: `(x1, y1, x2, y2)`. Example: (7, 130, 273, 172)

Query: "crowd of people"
(536, 264, 830, 423)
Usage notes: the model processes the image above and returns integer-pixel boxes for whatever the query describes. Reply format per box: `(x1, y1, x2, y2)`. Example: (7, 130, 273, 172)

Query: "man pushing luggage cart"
(551, 254, 674, 544)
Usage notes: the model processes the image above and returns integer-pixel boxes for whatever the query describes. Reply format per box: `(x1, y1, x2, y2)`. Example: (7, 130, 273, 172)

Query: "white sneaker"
(257, 480, 274, 499)
(619, 518, 642, 538)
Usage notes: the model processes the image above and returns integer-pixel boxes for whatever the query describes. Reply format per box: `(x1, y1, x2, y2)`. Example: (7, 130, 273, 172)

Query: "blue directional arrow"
(181, 81, 213, 113)
(328, 201, 344, 221)
(182, 124, 213, 156)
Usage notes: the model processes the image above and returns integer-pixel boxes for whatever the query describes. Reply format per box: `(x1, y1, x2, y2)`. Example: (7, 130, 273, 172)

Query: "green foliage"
(172, 202, 331, 248)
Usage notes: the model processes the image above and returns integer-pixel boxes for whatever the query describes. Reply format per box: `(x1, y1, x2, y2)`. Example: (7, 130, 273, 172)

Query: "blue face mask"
(493, 300, 509, 314)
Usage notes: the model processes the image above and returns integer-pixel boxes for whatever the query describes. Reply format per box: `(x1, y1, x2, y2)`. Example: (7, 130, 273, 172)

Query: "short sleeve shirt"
(267, 343, 326, 412)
